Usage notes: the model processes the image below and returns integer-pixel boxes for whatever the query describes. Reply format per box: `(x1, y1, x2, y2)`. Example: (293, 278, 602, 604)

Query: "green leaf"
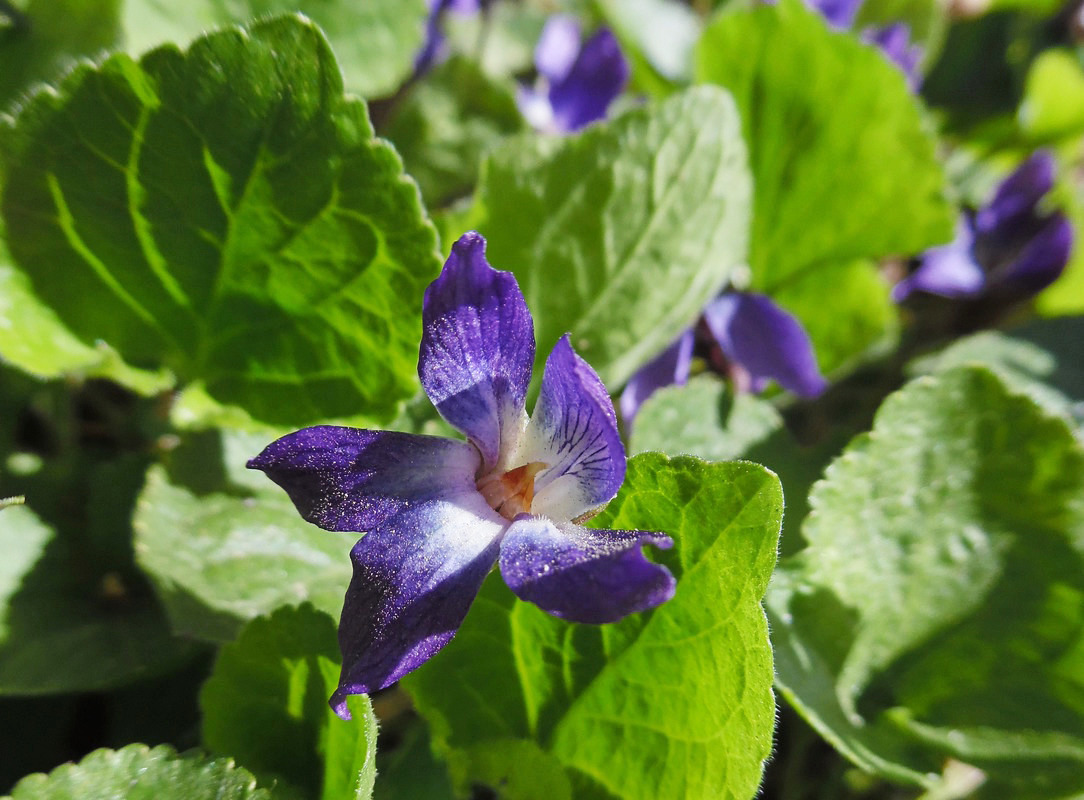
(472, 86, 751, 391)
(381, 56, 525, 209)
(695, 1, 953, 371)
(0, 253, 171, 391)
(768, 367, 1084, 794)
(1, 15, 440, 426)
(629, 375, 783, 462)
(133, 464, 353, 642)
(908, 318, 1084, 428)
(200, 604, 378, 800)
(1018, 49, 1084, 143)
(0, 503, 198, 695)
(0, 0, 120, 113)
(8, 743, 275, 799)
(121, 0, 428, 99)
(406, 454, 782, 800)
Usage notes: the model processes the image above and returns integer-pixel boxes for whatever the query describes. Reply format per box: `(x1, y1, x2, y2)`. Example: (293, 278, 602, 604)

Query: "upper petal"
(331, 491, 507, 716)
(534, 14, 582, 84)
(548, 27, 629, 132)
(975, 151, 1056, 237)
(247, 426, 481, 532)
(420, 232, 535, 472)
(702, 292, 828, 398)
(517, 334, 625, 523)
(498, 515, 675, 623)
(619, 329, 695, 425)
(997, 212, 1073, 294)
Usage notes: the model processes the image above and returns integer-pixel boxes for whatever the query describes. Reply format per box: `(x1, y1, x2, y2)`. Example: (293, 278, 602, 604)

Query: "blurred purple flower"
(621, 292, 827, 423)
(250, 232, 675, 716)
(415, 0, 481, 73)
(518, 15, 630, 132)
(862, 22, 923, 89)
(893, 152, 1074, 301)
(807, 0, 863, 29)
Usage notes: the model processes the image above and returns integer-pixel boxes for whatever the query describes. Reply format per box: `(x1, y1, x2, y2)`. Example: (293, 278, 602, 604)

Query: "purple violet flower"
(415, 0, 481, 74)
(862, 22, 923, 89)
(893, 152, 1074, 302)
(249, 232, 675, 717)
(807, 0, 863, 30)
(518, 15, 630, 133)
(620, 292, 827, 423)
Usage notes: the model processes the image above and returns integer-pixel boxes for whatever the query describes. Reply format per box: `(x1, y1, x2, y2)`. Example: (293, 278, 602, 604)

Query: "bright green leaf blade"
(1018, 48, 1084, 143)
(121, 0, 428, 98)
(472, 86, 751, 390)
(0, 0, 120, 112)
(381, 55, 525, 210)
(8, 743, 275, 799)
(694, 1, 952, 371)
(134, 464, 353, 642)
(0, 503, 197, 695)
(1, 15, 440, 425)
(200, 604, 377, 800)
(406, 454, 782, 800)
(769, 367, 1084, 793)
(322, 693, 379, 800)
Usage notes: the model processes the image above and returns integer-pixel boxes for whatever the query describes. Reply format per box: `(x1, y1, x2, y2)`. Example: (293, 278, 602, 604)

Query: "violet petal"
(893, 220, 985, 301)
(519, 335, 626, 523)
(808, 0, 863, 29)
(998, 212, 1074, 294)
(702, 293, 828, 398)
(331, 491, 507, 716)
(499, 516, 675, 623)
(419, 232, 535, 472)
(619, 329, 695, 424)
(548, 27, 629, 132)
(247, 427, 481, 532)
(975, 152, 1056, 237)
(535, 14, 582, 84)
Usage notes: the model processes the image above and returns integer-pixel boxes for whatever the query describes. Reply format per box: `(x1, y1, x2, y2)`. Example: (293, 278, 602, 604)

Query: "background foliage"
(1, 0, 1083, 798)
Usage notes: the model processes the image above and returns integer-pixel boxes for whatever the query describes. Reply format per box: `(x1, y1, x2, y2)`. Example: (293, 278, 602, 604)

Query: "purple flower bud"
(895, 152, 1074, 301)
(519, 17, 630, 133)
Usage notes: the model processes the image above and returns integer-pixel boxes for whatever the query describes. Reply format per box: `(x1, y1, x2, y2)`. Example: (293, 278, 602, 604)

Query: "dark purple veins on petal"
(521, 335, 626, 523)
(419, 232, 535, 471)
(247, 426, 481, 533)
(499, 516, 675, 624)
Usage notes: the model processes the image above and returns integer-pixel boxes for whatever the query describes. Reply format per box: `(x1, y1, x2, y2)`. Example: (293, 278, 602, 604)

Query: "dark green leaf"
(1, 16, 440, 426)
(200, 605, 378, 800)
